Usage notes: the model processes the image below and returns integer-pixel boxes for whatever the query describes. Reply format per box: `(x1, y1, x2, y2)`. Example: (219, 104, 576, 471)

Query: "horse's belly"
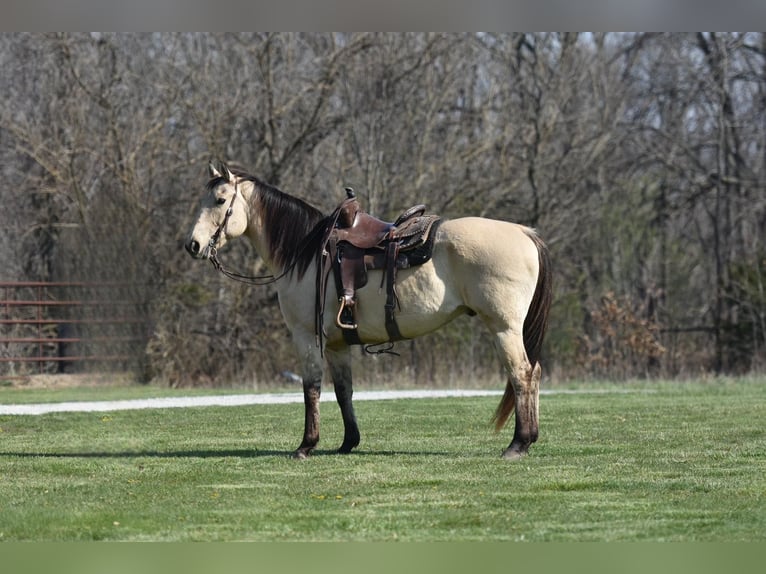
(350, 260, 466, 343)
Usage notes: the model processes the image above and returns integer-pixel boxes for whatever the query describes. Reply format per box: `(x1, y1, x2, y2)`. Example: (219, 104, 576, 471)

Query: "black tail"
(522, 229, 552, 367)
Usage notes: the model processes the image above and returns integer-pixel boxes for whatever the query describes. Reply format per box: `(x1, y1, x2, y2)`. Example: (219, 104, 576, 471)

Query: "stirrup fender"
(315, 191, 441, 350)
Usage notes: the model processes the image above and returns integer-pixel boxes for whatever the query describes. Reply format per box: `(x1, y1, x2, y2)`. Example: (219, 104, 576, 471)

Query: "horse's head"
(185, 160, 250, 259)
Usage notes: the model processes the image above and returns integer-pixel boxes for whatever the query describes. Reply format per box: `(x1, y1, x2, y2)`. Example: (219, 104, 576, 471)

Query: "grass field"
(0, 379, 764, 541)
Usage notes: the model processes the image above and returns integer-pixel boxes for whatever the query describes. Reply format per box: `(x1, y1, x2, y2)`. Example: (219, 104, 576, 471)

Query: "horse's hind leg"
(504, 362, 541, 460)
(493, 330, 540, 460)
(326, 347, 360, 454)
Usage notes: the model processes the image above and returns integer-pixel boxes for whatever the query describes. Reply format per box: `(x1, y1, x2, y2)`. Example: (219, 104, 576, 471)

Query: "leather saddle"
(316, 188, 441, 347)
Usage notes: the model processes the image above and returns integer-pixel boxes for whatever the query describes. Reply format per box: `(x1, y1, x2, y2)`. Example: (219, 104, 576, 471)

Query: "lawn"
(0, 379, 763, 541)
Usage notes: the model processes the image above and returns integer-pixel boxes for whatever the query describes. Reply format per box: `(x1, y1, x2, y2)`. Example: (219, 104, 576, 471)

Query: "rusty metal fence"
(0, 282, 148, 378)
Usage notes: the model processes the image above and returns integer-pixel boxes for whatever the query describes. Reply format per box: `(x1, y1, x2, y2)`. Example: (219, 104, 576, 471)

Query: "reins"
(204, 179, 276, 286)
(209, 253, 289, 286)
(204, 178, 306, 287)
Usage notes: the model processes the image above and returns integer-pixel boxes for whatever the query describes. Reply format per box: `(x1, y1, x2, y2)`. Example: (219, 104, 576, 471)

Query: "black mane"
(211, 168, 330, 278)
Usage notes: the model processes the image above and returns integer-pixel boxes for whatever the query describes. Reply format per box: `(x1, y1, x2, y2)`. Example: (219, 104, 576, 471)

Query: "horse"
(185, 161, 552, 460)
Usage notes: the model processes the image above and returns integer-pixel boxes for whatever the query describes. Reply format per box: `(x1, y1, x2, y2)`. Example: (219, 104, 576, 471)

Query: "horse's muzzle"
(185, 239, 203, 258)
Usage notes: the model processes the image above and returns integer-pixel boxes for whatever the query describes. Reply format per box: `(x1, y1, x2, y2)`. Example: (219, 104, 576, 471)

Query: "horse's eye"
(216, 197, 227, 205)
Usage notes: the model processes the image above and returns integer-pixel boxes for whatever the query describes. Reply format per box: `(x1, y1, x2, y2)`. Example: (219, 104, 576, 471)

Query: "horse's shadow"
(0, 448, 450, 459)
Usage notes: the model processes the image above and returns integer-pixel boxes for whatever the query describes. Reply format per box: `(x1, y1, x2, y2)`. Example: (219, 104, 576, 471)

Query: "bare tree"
(2, 32, 765, 383)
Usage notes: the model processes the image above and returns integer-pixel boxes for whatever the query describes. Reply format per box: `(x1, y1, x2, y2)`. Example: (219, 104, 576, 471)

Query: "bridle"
(203, 180, 238, 262)
(204, 177, 295, 286)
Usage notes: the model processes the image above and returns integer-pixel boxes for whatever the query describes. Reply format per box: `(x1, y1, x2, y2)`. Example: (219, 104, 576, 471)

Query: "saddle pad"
(389, 214, 441, 251)
(364, 218, 442, 270)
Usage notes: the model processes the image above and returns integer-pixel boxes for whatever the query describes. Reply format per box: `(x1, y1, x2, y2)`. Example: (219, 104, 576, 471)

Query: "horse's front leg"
(293, 345, 324, 460)
(326, 347, 360, 454)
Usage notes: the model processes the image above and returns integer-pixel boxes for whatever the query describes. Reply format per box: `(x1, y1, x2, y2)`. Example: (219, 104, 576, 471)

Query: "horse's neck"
(240, 182, 278, 273)
(242, 179, 324, 281)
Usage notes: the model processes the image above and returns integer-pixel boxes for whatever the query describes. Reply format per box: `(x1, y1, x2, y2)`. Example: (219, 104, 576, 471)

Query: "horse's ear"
(208, 160, 233, 182)
(208, 160, 222, 179)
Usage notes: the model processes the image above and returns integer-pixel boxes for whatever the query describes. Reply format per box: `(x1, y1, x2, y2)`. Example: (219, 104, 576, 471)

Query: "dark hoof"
(501, 447, 528, 461)
(292, 449, 311, 460)
(338, 435, 360, 454)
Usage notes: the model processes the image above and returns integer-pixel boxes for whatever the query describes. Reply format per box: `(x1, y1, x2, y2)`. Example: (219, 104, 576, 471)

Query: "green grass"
(0, 379, 764, 541)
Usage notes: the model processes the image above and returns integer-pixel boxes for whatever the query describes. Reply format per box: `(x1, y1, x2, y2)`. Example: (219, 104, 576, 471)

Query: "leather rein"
(205, 179, 293, 286)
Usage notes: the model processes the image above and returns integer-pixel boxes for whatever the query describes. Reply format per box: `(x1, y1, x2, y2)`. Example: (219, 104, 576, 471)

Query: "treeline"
(1, 33, 765, 385)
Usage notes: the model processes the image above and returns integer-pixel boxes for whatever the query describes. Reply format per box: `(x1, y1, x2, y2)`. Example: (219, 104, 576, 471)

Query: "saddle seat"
(333, 202, 429, 249)
(316, 189, 441, 347)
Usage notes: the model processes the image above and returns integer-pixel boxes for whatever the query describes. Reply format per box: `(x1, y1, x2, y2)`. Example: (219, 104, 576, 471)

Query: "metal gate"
(0, 282, 147, 378)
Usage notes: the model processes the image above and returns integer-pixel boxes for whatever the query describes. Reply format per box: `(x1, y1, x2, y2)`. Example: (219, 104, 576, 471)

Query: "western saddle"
(316, 188, 441, 348)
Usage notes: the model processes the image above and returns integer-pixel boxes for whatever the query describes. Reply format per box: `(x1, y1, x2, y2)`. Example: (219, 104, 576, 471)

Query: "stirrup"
(336, 297, 358, 330)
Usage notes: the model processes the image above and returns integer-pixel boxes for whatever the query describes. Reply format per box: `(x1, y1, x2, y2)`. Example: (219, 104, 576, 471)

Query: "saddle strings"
(363, 342, 400, 356)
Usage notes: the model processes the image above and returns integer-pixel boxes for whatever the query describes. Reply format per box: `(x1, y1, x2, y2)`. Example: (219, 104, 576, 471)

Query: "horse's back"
(436, 217, 540, 276)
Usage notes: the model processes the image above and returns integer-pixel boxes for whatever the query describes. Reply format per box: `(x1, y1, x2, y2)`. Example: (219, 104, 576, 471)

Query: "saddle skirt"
(315, 192, 442, 350)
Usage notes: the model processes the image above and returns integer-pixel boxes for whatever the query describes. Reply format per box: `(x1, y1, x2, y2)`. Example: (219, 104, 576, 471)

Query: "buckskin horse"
(185, 161, 552, 460)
